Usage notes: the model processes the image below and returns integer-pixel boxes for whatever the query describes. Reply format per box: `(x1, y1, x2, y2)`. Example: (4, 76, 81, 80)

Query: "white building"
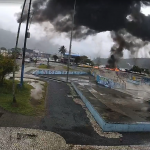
(0, 49, 8, 56)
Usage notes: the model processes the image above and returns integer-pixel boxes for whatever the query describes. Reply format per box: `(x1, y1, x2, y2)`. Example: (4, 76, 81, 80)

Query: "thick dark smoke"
(17, 0, 150, 66)
(126, 1, 150, 40)
(17, 0, 147, 38)
(107, 29, 149, 68)
(107, 32, 126, 68)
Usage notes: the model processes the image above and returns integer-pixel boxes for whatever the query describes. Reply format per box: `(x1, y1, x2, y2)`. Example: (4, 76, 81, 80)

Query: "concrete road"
(40, 80, 124, 146)
(38, 79, 150, 146)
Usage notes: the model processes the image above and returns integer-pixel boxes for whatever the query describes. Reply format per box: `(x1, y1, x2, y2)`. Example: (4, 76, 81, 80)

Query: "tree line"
(130, 65, 150, 74)
(0, 54, 16, 84)
(53, 45, 94, 65)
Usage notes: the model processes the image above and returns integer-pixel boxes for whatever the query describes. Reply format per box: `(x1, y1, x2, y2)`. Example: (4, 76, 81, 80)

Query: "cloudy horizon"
(0, 1, 150, 59)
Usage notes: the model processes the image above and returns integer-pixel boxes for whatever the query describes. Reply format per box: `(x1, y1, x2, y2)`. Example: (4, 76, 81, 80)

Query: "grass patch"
(0, 80, 47, 116)
(63, 66, 74, 71)
(38, 64, 51, 69)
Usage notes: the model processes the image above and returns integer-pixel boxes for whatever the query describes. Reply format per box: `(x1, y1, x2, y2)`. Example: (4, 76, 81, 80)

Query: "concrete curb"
(10, 75, 69, 83)
(71, 82, 150, 132)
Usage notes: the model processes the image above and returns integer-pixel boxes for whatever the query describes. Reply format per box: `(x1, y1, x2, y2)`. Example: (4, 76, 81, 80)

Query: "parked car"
(41, 58, 48, 62)
(25, 58, 31, 63)
(56, 59, 61, 63)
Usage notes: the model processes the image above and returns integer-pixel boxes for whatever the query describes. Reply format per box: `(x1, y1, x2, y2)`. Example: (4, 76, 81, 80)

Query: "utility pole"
(66, 0, 76, 82)
(20, 0, 32, 86)
(12, 0, 27, 103)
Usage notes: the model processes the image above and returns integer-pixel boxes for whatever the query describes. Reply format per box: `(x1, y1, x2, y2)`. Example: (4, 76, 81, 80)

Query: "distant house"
(40, 52, 51, 58)
(62, 52, 80, 64)
(35, 51, 51, 58)
(0, 49, 8, 56)
(26, 49, 33, 54)
(25, 49, 34, 57)
(21, 48, 51, 58)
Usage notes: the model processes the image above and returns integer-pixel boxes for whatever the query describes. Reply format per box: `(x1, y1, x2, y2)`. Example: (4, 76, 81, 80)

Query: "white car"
(25, 58, 31, 63)
(41, 58, 48, 62)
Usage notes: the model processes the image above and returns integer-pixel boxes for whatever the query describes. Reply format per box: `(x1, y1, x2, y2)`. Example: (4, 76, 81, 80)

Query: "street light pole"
(12, 0, 27, 103)
(20, 0, 32, 86)
(66, 0, 76, 82)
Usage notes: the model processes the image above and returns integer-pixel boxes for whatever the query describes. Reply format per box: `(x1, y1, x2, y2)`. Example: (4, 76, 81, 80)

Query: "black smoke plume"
(17, 0, 148, 38)
(107, 1, 150, 68)
(17, 0, 150, 66)
(107, 32, 126, 68)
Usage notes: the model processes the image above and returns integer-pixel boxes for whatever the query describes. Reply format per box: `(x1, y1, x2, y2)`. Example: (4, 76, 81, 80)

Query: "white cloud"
(0, 5, 24, 32)
(0, 4, 114, 59)
(51, 31, 114, 59)
(141, 4, 150, 16)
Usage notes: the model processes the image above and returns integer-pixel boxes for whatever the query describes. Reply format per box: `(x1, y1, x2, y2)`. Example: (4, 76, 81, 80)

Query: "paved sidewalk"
(1, 70, 150, 148)
(0, 127, 67, 150)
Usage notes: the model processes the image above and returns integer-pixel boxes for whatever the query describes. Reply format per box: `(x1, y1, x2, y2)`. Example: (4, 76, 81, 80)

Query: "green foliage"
(130, 65, 150, 74)
(63, 66, 74, 71)
(74, 56, 81, 64)
(130, 65, 141, 73)
(0, 79, 46, 116)
(53, 55, 58, 62)
(11, 48, 21, 58)
(145, 69, 150, 74)
(0, 55, 14, 83)
(75, 55, 94, 66)
(59, 45, 66, 56)
(38, 64, 51, 69)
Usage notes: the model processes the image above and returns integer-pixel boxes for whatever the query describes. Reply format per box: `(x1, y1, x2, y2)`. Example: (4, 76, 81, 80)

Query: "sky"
(0, 2, 150, 59)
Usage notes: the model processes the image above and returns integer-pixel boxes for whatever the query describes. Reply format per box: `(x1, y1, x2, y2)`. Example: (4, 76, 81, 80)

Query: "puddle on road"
(72, 126, 93, 136)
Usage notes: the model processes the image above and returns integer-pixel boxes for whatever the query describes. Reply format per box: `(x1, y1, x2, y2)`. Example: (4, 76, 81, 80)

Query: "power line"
(0, 0, 36, 4)
(20, 0, 32, 86)
(28, 11, 34, 30)
(66, 0, 76, 82)
(12, 0, 27, 103)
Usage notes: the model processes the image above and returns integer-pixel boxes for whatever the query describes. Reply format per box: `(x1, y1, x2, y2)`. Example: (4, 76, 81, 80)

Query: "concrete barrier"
(96, 75, 126, 90)
(90, 69, 126, 90)
(32, 70, 88, 75)
(127, 79, 141, 85)
(72, 82, 150, 132)
(142, 77, 150, 85)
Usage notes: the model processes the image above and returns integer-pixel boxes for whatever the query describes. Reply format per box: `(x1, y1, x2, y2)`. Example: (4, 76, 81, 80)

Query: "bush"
(130, 65, 150, 74)
(0, 54, 15, 84)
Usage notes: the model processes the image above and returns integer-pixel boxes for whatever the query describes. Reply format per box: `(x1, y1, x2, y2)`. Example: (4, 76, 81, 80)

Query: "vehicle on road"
(25, 58, 31, 63)
(41, 58, 48, 62)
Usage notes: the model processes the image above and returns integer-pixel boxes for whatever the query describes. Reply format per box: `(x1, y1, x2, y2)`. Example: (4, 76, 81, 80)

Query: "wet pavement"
(38, 74, 150, 123)
(1, 72, 150, 146)
(40, 79, 150, 146)
(74, 78, 150, 124)
(0, 79, 123, 146)
(39, 80, 121, 146)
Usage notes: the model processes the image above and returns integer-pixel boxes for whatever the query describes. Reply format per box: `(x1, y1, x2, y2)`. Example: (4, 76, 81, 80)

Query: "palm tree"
(59, 46, 66, 57)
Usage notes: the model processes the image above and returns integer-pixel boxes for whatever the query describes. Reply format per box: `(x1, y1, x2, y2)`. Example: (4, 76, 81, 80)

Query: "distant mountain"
(0, 28, 59, 54)
(93, 58, 150, 69)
